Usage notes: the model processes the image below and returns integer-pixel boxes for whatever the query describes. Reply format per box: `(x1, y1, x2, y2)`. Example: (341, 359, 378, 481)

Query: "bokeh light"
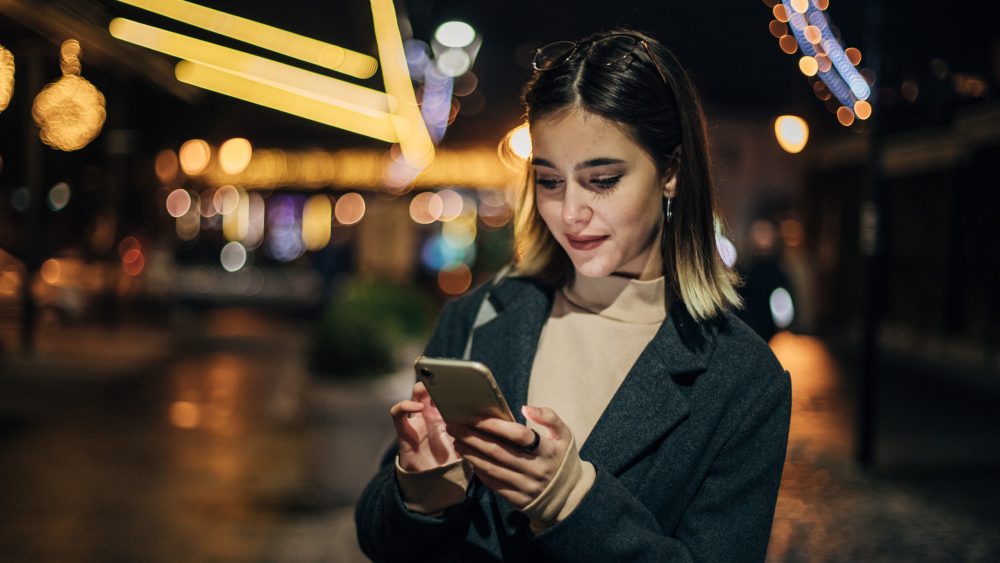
(155, 149, 180, 183)
(716, 234, 738, 268)
(774, 115, 809, 154)
(845, 47, 862, 66)
(438, 264, 473, 295)
(166, 188, 192, 218)
(335, 192, 365, 225)
(410, 192, 444, 224)
(0, 45, 14, 111)
(778, 35, 798, 55)
(770, 287, 795, 329)
(799, 56, 819, 77)
(302, 194, 333, 250)
(40, 259, 61, 284)
(179, 139, 212, 175)
(47, 182, 71, 211)
(836, 106, 855, 126)
(220, 241, 248, 272)
(218, 137, 253, 175)
(122, 248, 145, 276)
(437, 189, 464, 222)
(780, 218, 805, 247)
(435, 21, 476, 48)
(213, 185, 240, 215)
(507, 123, 532, 160)
(854, 100, 873, 120)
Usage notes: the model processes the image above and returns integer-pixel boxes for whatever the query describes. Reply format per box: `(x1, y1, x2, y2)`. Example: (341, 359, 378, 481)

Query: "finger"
(448, 424, 539, 473)
(390, 401, 425, 447)
(390, 400, 425, 419)
(411, 382, 430, 402)
(470, 417, 540, 450)
(455, 443, 544, 497)
(522, 405, 566, 441)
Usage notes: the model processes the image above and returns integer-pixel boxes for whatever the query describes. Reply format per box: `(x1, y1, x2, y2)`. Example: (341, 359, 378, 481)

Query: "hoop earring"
(665, 197, 673, 223)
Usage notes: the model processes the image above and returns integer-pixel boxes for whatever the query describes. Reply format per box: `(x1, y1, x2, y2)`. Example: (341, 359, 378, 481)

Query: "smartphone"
(413, 356, 515, 425)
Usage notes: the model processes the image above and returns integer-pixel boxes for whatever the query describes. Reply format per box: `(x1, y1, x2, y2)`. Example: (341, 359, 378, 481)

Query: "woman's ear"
(663, 173, 678, 199)
(662, 151, 681, 198)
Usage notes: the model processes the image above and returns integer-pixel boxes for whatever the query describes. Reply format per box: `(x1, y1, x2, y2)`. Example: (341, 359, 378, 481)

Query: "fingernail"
(522, 406, 537, 417)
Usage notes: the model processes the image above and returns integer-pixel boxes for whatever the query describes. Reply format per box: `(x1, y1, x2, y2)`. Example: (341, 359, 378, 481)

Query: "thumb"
(522, 405, 565, 440)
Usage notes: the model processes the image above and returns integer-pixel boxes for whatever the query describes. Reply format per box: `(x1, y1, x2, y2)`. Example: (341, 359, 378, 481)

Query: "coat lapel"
(579, 306, 715, 475)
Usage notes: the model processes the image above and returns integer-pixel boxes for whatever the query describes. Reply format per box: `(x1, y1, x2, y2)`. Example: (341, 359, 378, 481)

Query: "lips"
(566, 234, 608, 251)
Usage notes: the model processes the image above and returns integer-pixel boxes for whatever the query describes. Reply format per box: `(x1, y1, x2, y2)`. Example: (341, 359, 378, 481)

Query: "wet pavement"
(0, 309, 998, 562)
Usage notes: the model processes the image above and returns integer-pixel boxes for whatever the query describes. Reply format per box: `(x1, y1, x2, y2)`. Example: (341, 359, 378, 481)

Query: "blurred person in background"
(357, 28, 791, 562)
(736, 218, 797, 342)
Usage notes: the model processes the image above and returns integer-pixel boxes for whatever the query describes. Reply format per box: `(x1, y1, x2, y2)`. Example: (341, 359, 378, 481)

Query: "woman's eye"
(536, 178, 562, 189)
(591, 175, 623, 189)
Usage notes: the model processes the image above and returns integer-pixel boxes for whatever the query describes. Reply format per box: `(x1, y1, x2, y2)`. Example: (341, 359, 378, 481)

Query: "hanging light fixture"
(0, 45, 13, 111)
(32, 40, 107, 151)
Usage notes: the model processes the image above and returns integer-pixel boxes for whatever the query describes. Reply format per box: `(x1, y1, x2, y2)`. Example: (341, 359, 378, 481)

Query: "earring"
(666, 197, 673, 223)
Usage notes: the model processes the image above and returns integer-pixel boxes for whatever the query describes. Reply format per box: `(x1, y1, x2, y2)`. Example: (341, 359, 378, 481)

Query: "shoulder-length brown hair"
(504, 28, 741, 322)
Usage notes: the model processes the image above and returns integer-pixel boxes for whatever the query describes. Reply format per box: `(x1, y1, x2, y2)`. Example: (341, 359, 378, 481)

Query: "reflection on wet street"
(1, 313, 998, 561)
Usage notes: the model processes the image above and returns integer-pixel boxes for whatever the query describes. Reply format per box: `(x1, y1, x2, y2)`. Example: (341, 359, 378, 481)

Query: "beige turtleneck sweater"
(397, 271, 667, 528)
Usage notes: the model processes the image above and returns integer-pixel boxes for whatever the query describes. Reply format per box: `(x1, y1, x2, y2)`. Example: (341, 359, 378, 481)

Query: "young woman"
(356, 29, 791, 562)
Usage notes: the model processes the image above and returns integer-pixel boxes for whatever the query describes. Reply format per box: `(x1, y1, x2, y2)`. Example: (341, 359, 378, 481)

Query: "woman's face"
(530, 107, 675, 278)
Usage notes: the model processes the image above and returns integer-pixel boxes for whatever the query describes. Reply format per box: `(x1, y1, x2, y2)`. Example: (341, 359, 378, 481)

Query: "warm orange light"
(780, 219, 805, 247)
(334, 192, 365, 225)
(854, 100, 873, 120)
(768, 20, 787, 39)
(409, 192, 444, 224)
(169, 400, 200, 429)
(166, 188, 192, 217)
(798, 56, 819, 77)
(815, 0, 830, 10)
(803, 26, 822, 44)
(218, 138, 253, 175)
(836, 106, 855, 126)
(0, 46, 14, 112)
(118, 236, 141, 257)
(155, 149, 179, 183)
(845, 47, 862, 66)
(772, 4, 789, 22)
(179, 139, 211, 175)
(779, 35, 798, 55)
(774, 115, 809, 154)
(438, 264, 472, 295)
(40, 259, 61, 284)
(790, 0, 809, 14)
(122, 248, 145, 276)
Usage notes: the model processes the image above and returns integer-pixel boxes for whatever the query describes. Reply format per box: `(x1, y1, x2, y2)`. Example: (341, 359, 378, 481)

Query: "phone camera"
(419, 367, 434, 382)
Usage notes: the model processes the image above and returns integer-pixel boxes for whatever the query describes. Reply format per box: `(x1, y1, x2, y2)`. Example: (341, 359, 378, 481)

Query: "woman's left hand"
(446, 405, 570, 509)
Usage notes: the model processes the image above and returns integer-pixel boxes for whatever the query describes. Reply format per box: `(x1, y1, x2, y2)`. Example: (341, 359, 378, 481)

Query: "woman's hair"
(509, 28, 742, 321)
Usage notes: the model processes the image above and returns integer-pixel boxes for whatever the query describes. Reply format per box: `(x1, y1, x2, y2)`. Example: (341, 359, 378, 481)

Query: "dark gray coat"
(355, 276, 791, 562)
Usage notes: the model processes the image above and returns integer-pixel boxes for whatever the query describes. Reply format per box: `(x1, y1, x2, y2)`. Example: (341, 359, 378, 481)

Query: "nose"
(561, 183, 592, 225)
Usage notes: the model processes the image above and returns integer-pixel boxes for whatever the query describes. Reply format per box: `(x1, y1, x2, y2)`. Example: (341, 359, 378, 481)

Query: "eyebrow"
(531, 157, 627, 170)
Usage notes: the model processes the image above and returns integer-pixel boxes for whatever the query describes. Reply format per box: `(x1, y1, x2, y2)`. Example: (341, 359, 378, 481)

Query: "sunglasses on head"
(531, 33, 669, 85)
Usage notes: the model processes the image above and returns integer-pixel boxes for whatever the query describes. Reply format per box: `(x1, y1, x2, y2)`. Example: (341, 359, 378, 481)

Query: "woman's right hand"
(390, 382, 461, 472)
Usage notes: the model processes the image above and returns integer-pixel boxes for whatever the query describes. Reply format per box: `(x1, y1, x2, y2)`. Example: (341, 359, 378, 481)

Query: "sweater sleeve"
(395, 457, 472, 515)
(530, 368, 791, 562)
(519, 432, 597, 533)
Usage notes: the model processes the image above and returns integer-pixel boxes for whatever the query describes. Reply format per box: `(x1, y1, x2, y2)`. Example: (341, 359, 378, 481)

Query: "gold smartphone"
(414, 356, 516, 425)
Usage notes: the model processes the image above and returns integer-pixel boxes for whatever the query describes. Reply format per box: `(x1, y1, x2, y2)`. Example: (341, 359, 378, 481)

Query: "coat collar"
(469, 276, 718, 476)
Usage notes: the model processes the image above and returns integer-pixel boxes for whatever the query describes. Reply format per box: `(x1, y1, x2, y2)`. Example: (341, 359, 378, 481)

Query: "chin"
(570, 256, 618, 278)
